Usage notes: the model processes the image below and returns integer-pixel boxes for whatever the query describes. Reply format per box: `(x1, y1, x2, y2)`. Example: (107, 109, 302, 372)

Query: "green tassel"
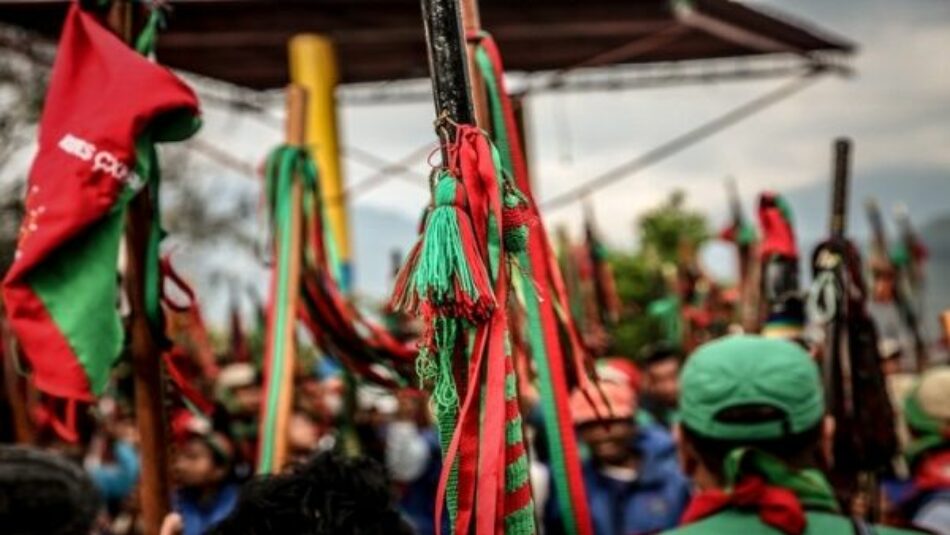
(402, 172, 495, 320)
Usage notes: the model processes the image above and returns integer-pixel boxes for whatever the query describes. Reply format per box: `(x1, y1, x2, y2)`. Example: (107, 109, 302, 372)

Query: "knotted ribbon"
(682, 475, 807, 534)
(680, 448, 839, 535)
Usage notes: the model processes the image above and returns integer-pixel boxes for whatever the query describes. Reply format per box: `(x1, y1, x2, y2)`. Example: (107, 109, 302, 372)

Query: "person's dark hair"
(640, 342, 681, 367)
(681, 404, 825, 481)
(0, 446, 101, 535)
(207, 451, 415, 535)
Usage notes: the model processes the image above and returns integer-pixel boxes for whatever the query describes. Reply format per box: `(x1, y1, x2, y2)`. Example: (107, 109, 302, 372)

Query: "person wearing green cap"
(886, 366, 950, 534)
(661, 335, 920, 535)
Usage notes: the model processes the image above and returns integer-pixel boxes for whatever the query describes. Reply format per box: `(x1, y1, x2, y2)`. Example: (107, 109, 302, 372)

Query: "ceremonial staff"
(1, 313, 33, 443)
(421, 0, 474, 146)
(722, 179, 760, 331)
(893, 206, 926, 297)
(108, 2, 171, 533)
(2, 4, 198, 533)
(402, 0, 545, 532)
(726, 179, 754, 292)
(866, 199, 929, 372)
(257, 86, 308, 474)
(810, 138, 897, 519)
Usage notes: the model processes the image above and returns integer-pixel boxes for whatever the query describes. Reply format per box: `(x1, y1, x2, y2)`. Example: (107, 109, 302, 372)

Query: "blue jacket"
(88, 440, 140, 503)
(175, 483, 239, 535)
(396, 428, 442, 535)
(581, 424, 690, 535)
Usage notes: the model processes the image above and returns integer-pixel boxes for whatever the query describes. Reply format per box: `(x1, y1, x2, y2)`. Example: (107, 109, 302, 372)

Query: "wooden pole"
(2, 314, 33, 443)
(722, 179, 763, 333)
(830, 139, 851, 240)
(823, 136, 851, 482)
(269, 85, 308, 472)
(459, 0, 491, 130)
(420, 0, 474, 147)
(107, 2, 172, 534)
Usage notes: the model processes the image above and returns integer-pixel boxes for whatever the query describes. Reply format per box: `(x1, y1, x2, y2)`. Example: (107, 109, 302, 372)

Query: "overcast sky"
(316, 0, 949, 293)
(345, 0, 950, 231)
(172, 0, 950, 322)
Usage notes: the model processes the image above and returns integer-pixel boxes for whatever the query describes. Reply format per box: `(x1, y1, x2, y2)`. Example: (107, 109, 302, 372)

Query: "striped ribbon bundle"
(471, 33, 596, 535)
(257, 145, 313, 474)
(391, 122, 537, 534)
(257, 141, 417, 472)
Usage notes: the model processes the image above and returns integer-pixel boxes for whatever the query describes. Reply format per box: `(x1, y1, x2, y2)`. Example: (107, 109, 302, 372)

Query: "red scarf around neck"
(681, 475, 807, 535)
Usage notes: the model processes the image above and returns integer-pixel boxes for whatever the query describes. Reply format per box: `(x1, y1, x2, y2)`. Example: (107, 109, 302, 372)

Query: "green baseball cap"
(903, 366, 950, 462)
(680, 335, 824, 440)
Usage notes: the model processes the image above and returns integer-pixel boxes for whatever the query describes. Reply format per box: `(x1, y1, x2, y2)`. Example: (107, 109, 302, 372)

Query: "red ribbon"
(432, 126, 508, 535)
(681, 475, 807, 535)
(477, 33, 597, 535)
(914, 449, 950, 492)
(758, 192, 797, 260)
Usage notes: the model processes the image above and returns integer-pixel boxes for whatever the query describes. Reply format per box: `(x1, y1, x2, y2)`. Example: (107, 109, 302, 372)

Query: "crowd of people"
(2, 323, 948, 535)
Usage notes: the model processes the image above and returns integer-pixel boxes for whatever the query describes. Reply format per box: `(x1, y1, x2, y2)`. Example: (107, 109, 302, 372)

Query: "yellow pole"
(288, 34, 351, 289)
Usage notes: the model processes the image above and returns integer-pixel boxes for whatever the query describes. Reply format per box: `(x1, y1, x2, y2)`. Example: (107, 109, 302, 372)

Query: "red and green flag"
(2, 5, 200, 409)
(757, 192, 803, 339)
(758, 192, 798, 261)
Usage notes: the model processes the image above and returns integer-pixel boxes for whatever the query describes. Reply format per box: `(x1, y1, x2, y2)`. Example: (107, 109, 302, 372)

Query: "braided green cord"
(427, 317, 461, 528)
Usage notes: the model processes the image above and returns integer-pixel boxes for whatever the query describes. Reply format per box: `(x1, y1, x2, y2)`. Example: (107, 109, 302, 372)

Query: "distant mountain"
(920, 215, 950, 259)
(701, 163, 949, 279)
(777, 163, 950, 248)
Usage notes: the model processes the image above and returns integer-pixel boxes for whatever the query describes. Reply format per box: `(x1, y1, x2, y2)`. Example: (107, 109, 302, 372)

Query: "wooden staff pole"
(420, 0, 474, 147)
(108, 2, 172, 534)
(2, 314, 33, 443)
(743, 254, 763, 333)
(823, 137, 851, 442)
(830, 138, 851, 240)
(269, 85, 308, 472)
(459, 0, 491, 129)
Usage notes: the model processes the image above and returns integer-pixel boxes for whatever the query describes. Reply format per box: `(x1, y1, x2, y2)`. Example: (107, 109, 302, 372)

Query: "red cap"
(570, 381, 636, 426)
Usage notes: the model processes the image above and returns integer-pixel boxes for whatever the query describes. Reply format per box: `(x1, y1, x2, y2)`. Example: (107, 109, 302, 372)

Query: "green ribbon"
(134, 6, 163, 56)
(128, 6, 201, 336)
(475, 38, 567, 535)
(257, 145, 318, 474)
(723, 448, 840, 513)
(647, 295, 683, 349)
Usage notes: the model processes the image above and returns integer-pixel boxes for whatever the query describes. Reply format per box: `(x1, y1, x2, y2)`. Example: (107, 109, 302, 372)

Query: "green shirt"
(661, 510, 922, 534)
